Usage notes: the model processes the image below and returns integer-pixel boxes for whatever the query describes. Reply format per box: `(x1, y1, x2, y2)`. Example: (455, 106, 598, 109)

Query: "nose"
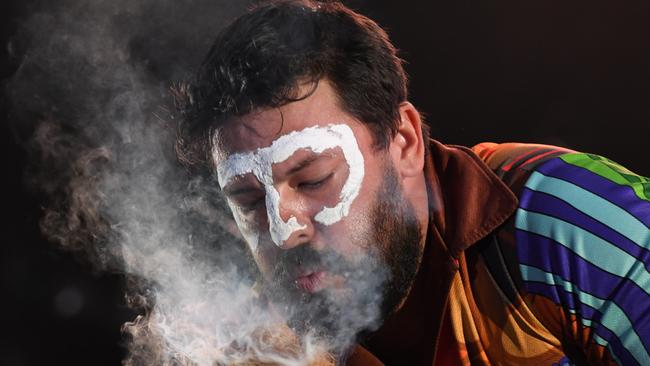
(269, 187, 314, 250)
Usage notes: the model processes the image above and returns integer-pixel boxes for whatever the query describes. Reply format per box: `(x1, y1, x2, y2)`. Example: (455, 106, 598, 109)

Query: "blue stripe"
(515, 209, 650, 297)
(525, 171, 650, 246)
(520, 264, 650, 365)
(519, 187, 650, 271)
(537, 157, 650, 228)
(515, 229, 650, 335)
(524, 281, 635, 366)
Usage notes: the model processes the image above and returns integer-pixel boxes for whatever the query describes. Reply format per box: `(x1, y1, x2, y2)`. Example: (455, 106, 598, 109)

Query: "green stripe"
(525, 171, 650, 244)
(520, 264, 649, 365)
(560, 153, 650, 202)
(515, 209, 650, 297)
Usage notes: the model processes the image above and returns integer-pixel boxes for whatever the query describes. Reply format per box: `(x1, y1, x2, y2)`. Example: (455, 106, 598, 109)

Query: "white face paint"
(216, 124, 365, 250)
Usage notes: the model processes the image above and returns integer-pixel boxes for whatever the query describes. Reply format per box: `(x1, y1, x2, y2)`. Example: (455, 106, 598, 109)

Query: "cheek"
(226, 201, 277, 275)
(252, 244, 280, 278)
(316, 201, 375, 259)
(227, 201, 266, 253)
(326, 168, 381, 255)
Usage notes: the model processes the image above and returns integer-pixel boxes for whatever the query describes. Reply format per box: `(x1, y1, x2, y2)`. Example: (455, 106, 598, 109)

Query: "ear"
(389, 102, 426, 178)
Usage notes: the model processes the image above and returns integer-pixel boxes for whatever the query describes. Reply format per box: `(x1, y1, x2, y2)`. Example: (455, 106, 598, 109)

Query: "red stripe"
(519, 149, 564, 168)
(502, 148, 544, 172)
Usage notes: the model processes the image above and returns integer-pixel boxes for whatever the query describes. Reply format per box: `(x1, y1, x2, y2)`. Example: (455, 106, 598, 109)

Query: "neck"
(361, 165, 453, 365)
(361, 237, 439, 365)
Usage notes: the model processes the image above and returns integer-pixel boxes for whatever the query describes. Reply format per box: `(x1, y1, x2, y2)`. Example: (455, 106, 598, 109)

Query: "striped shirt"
(445, 143, 650, 365)
(516, 153, 650, 365)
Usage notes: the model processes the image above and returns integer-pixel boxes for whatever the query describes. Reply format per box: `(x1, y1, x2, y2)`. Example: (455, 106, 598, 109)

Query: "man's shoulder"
(473, 143, 650, 365)
(513, 150, 650, 280)
(476, 142, 650, 264)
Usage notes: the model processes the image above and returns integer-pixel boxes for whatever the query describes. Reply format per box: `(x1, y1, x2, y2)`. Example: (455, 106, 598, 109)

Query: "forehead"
(217, 124, 358, 186)
(212, 80, 372, 165)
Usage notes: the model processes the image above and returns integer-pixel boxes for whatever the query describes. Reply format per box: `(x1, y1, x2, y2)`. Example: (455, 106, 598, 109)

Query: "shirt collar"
(424, 139, 519, 258)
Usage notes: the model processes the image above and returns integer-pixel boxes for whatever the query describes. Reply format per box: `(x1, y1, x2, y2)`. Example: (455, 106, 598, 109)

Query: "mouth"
(294, 270, 326, 294)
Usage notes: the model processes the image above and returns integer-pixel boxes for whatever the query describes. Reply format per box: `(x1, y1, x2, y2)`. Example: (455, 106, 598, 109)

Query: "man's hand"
(227, 323, 335, 366)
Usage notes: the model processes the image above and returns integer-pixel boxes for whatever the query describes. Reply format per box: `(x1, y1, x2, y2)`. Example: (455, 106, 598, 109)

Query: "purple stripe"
(516, 229, 650, 338)
(524, 281, 640, 366)
(519, 187, 650, 269)
(535, 157, 650, 228)
(524, 281, 590, 315)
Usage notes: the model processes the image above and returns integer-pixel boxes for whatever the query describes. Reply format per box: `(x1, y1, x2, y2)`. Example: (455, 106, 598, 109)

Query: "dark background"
(1, 0, 649, 365)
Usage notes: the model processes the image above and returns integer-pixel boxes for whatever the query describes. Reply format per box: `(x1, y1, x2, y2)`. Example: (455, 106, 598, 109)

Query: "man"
(175, 1, 650, 364)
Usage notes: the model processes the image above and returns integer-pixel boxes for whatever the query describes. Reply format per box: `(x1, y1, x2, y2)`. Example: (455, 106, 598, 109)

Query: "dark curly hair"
(175, 0, 411, 171)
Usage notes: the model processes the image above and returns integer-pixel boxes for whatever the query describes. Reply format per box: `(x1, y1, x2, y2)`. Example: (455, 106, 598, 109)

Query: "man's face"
(213, 80, 423, 342)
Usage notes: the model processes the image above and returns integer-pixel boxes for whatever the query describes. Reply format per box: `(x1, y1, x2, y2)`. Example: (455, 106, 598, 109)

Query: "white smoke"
(6, 0, 387, 365)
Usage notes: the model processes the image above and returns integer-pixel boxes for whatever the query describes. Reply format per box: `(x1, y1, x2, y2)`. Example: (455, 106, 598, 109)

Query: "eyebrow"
(285, 153, 330, 176)
(222, 175, 262, 197)
(223, 185, 260, 197)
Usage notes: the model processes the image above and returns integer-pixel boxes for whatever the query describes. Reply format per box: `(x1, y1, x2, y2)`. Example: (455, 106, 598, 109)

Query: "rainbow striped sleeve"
(514, 153, 650, 366)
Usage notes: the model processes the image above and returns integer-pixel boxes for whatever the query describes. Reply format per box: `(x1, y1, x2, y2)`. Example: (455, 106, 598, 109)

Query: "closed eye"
(232, 192, 265, 213)
(297, 173, 333, 190)
(239, 198, 264, 213)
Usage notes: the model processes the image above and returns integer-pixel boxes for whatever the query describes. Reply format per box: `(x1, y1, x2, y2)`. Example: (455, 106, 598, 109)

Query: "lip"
(294, 270, 326, 293)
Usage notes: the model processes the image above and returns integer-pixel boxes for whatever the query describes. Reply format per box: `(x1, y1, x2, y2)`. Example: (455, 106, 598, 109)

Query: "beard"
(264, 162, 424, 355)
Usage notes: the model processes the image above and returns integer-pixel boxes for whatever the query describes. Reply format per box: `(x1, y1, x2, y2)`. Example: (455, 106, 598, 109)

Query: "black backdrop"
(1, 0, 648, 365)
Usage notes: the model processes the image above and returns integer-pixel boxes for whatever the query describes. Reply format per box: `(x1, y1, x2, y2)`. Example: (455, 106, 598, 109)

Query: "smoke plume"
(6, 0, 387, 364)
